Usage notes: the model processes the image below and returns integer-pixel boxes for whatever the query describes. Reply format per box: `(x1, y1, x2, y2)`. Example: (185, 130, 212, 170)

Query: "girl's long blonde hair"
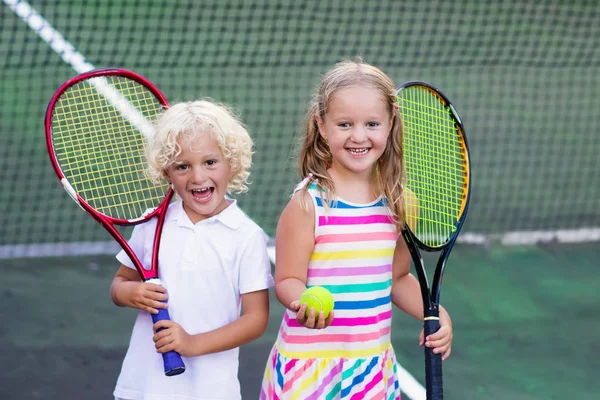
(298, 59, 406, 230)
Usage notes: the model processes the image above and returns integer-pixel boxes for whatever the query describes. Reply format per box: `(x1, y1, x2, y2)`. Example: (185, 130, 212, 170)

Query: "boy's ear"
(162, 170, 172, 183)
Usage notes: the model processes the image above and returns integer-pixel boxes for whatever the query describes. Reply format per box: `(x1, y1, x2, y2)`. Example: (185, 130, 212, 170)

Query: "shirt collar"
(171, 198, 244, 230)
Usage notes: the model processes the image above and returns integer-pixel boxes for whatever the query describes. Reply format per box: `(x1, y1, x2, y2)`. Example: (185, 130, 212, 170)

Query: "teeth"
(347, 148, 368, 154)
(192, 188, 209, 193)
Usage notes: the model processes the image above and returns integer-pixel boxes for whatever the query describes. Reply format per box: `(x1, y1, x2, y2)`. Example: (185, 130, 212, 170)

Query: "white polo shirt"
(114, 199, 273, 400)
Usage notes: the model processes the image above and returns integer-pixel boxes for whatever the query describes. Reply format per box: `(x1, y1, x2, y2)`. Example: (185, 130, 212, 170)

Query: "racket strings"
(51, 75, 169, 220)
(398, 87, 469, 247)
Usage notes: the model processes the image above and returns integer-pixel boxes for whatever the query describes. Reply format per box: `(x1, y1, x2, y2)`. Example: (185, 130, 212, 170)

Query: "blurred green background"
(1, 1, 599, 399)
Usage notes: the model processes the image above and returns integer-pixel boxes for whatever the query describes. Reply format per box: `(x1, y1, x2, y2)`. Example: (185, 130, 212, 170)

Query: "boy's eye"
(206, 160, 217, 166)
(174, 164, 188, 171)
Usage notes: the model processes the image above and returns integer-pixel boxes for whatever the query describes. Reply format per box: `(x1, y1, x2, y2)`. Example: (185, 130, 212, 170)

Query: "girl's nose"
(350, 126, 368, 142)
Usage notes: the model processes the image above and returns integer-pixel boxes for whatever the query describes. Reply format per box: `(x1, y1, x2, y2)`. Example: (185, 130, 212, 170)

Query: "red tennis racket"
(45, 69, 185, 376)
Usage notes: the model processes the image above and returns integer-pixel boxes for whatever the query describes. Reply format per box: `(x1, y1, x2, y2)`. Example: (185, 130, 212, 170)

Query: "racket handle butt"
(424, 310, 443, 399)
(152, 306, 186, 377)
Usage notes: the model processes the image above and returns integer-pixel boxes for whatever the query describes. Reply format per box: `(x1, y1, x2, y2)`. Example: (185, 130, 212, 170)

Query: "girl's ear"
(315, 114, 327, 141)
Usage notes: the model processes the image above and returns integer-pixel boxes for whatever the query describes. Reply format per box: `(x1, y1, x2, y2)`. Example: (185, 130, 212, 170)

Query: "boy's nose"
(191, 168, 207, 183)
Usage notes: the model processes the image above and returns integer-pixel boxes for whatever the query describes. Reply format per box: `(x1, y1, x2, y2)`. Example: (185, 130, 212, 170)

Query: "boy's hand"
(128, 282, 168, 314)
(153, 320, 193, 357)
(290, 300, 334, 330)
(419, 308, 453, 360)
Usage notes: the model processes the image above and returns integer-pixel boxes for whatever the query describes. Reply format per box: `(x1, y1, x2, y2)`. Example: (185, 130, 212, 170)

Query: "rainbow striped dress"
(260, 182, 401, 400)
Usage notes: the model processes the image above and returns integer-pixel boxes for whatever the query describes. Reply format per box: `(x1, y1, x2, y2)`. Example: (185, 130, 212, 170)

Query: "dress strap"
(293, 173, 315, 194)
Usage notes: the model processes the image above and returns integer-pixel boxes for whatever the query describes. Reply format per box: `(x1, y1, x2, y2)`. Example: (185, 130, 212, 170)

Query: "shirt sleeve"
(238, 229, 274, 294)
(115, 223, 148, 271)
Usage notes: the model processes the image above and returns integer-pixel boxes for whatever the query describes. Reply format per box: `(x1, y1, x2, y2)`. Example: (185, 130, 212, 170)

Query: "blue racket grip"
(424, 310, 443, 399)
(151, 304, 186, 376)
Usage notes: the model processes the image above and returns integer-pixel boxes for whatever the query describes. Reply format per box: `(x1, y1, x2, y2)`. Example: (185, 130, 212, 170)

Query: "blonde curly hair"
(146, 100, 253, 194)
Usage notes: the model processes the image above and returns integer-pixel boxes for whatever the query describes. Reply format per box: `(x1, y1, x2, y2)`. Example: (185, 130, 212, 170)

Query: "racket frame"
(396, 80, 471, 399)
(45, 69, 185, 376)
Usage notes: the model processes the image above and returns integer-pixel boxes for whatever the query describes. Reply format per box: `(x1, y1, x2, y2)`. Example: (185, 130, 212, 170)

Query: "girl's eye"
(338, 122, 350, 128)
(368, 122, 380, 127)
(174, 164, 188, 171)
(206, 160, 217, 166)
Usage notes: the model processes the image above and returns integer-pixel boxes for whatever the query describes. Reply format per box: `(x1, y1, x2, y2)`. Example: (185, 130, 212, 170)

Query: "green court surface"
(1, 243, 597, 399)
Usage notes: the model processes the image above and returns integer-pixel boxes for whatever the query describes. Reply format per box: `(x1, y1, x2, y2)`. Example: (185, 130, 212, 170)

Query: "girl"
(110, 100, 273, 400)
(261, 60, 453, 399)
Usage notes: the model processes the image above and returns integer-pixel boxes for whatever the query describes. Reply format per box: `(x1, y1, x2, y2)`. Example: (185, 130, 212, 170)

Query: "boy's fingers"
(144, 283, 167, 293)
(153, 320, 171, 332)
(153, 300, 168, 309)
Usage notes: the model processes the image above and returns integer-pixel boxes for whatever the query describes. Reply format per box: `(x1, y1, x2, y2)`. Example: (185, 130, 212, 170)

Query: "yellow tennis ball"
(300, 286, 334, 318)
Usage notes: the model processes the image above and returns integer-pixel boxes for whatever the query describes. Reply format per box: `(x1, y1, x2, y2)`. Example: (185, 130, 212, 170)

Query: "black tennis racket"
(396, 81, 471, 400)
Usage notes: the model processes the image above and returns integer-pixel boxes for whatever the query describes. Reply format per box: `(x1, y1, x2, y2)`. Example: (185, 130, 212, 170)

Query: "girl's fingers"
(295, 303, 307, 323)
(425, 336, 450, 349)
(426, 326, 448, 341)
(305, 307, 317, 328)
(315, 311, 325, 329)
(324, 311, 335, 327)
(441, 347, 452, 360)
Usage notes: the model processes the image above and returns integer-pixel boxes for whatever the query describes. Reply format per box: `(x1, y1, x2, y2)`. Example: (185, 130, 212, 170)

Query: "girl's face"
(164, 132, 233, 224)
(316, 86, 392, 179)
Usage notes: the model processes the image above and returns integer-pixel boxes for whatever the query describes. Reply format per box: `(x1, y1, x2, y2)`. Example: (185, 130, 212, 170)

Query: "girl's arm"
(110, 264, 168, 314)
(153, 289, 269, 357)
(273, 191, 315, 309)
(391, 236, 453, 359)
(390, 237, 425, 320)
(272, 191, 333, 329)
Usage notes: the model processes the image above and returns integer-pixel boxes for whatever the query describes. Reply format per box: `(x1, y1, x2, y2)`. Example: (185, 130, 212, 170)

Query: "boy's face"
(164, 132, 233, 224)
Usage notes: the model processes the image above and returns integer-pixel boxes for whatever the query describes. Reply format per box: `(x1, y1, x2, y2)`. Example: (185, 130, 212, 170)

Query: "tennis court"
(1, 244, 598, 399)
(1, 1, 599, 399)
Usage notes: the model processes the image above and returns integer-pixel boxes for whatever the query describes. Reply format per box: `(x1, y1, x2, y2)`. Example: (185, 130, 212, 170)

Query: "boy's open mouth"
(191, 187, 214, 202)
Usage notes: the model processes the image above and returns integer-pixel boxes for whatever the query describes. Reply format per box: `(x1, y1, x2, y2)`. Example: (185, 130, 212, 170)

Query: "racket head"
(45, 69, 171, 225)
(396, 81, 471, 251)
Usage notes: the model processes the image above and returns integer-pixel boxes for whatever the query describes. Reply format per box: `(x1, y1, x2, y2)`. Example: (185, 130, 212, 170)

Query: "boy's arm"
(110, 264, 168, 314)
(188, 289, 269, 356)
(153, 289, 270, 357)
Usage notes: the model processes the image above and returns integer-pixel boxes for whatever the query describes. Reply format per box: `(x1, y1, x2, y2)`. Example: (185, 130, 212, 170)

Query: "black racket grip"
(424, 310, 443, 399)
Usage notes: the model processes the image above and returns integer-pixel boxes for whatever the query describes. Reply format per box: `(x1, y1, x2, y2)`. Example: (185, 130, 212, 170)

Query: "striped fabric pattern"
(261, 183, 401, 399)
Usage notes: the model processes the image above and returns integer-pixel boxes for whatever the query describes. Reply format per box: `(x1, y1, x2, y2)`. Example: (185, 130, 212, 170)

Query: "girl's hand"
(290, 300, 334, 329)
(127, 281, 168, 314)
(419, 308, 453, 360)
(153, 320, 193, 357)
